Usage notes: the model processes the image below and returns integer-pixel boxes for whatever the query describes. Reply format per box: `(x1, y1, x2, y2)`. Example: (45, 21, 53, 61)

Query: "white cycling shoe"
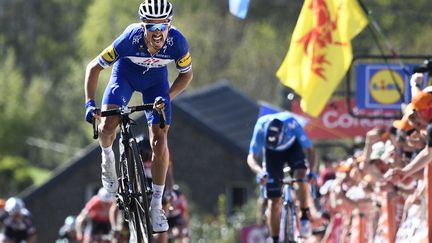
(101, 151, 118, 194)
(151, 207, 169, 233)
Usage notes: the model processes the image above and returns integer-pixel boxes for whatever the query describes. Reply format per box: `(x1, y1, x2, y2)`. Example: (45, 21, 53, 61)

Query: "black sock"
(301, 207, 310, 220)
(272, 236, 279, 242)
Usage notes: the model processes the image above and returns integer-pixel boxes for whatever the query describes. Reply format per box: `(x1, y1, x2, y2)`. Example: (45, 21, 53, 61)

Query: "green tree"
(0, 156, 34, 197)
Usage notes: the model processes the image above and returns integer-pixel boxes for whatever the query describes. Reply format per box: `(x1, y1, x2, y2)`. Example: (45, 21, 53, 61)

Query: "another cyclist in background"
(84, 0, 193, 233)
(56, 215, 77, 243)
(75, 188, 114, 243)
(0, 197, 37, 243)
(166, 184, 190, 242)
(247, 112, 317, 243)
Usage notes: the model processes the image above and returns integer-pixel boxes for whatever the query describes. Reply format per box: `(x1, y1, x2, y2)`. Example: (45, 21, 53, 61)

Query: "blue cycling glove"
(256, 171, 268, 183)
(85, 100, 96, 124)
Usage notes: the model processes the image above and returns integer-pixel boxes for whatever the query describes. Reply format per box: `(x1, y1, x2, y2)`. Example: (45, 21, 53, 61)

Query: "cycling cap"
(4, 197, 25, 214)
(139, 0, 173, 21)
(266, 118, 284, 149)
(98, 187, 113, 203)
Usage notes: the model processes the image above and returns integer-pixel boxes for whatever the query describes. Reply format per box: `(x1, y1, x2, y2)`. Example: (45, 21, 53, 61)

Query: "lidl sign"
(356, 64, 413, 109)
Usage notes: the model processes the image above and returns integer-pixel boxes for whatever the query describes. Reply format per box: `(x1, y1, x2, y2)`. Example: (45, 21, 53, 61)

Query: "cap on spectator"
(411, 89, 432, 121)
(97, 187, 113, 203)
(369, 141, 385, 161)
(393, 104, 414, 131)
(411, 90, 432, 110)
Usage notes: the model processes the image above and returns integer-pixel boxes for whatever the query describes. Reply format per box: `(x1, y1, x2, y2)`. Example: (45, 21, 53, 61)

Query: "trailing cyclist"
(0, 197, 37, 243)
(75, 187, 114, 243)
(84, 0, 193, 233)
(247, 112, 317, 242)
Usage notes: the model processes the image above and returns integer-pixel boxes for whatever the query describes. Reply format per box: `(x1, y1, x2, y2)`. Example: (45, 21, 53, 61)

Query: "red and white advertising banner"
(291, 98, 400, 140)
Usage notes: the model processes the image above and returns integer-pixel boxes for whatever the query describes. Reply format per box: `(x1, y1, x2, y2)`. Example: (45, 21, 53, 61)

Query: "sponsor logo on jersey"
(178, 52, 191, 68)
(132, 34, 142, 45)
(101, 45, 117, 62)
(166, 37, 174, 46)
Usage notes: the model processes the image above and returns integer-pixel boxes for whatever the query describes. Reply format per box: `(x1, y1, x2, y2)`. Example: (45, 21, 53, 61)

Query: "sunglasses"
(144, 22, 170, 32)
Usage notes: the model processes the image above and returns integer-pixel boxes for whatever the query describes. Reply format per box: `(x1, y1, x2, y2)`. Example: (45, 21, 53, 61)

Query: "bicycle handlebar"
(92, 103, 166, 139)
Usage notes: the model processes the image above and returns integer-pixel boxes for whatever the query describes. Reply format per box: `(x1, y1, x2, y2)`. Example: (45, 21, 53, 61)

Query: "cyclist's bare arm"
(75, 209, 88, 240)
(168, 70, 193, 100)
(85, 58, 104, 102)
(305, 147, 317, 172)
(247, 153, 264, 174)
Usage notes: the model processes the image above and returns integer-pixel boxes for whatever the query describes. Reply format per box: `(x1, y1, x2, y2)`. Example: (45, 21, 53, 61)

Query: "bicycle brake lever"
(92, 117, 98, 139)
(159, 109, 166, 129)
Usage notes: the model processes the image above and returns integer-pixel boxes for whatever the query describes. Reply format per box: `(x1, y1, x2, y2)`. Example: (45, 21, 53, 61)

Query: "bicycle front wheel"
(127, 138, 153, 243)
(281, 203, 297, 243)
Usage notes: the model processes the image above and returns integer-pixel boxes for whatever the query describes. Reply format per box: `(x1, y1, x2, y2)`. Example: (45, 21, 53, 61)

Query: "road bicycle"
(279, 167, 315, 243)
(93, 103, 166, 243)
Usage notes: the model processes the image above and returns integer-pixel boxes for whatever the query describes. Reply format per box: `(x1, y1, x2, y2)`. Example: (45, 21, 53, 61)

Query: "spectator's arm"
(410, 73, 424, 97)
(401, 146, 432, 180)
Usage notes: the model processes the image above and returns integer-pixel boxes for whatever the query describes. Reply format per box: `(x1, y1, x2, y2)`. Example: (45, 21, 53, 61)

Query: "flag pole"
(357, 0, 408, 104)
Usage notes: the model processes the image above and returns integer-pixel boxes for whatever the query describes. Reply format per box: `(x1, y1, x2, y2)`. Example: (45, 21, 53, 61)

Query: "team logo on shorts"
(101, 45, 118, 62)
(178, 52, 191, 68)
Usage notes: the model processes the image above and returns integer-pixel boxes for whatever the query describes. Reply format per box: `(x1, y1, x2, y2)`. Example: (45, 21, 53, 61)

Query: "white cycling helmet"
(139, 0, 173, 21)
(98, 187, 113, 203)
(4, 197, 25, 214)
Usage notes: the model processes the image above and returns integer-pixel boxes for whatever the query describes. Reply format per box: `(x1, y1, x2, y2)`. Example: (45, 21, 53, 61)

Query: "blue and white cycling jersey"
(249, 112, 312, 156)
(97, 23, 192, 125)
(98, 23, 191, 75)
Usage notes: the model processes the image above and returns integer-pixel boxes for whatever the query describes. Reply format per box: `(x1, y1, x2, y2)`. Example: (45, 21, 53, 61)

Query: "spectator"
(318, 155, 336, 186)
(385, 88, 432, 183)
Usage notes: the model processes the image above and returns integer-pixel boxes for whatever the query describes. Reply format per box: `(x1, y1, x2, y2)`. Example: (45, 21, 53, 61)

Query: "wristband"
(85, 99, 96, 109)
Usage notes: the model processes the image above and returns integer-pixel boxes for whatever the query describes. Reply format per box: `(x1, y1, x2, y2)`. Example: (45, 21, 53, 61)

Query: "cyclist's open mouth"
(152, 35, 163, 45)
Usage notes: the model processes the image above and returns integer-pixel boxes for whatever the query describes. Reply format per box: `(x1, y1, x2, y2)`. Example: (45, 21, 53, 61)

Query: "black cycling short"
(264, 139, 307, 198)
(90, 220, 111, 235)
(167, 214, 185, 228)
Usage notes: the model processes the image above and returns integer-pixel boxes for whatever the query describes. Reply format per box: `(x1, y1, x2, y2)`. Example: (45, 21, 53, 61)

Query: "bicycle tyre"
(126, 138, 153, 243)
(282, 203, 297, 243)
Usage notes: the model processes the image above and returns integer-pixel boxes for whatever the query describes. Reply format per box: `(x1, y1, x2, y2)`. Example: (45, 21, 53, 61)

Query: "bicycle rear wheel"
(127, 138, 153, 243)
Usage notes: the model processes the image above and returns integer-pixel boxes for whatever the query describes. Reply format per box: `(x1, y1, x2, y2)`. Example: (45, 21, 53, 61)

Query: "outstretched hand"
(383, 168, 405, 184)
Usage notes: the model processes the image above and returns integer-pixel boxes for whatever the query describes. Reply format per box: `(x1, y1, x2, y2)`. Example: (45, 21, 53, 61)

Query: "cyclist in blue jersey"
(84, 0, 193, 233)
(247, 112, 317, 242)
